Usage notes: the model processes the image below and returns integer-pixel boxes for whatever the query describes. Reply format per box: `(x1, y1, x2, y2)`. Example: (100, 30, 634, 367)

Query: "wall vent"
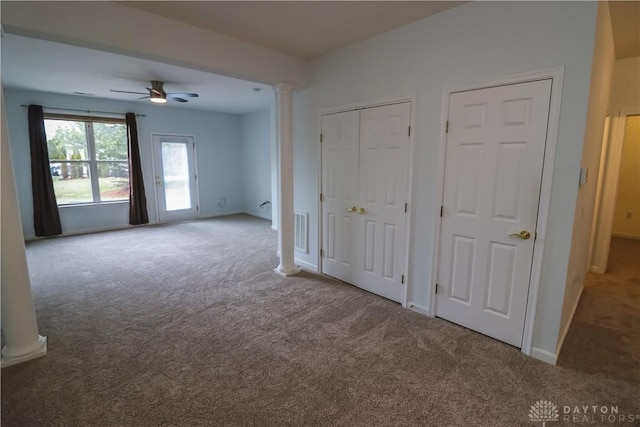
(294, 211, 308, 254)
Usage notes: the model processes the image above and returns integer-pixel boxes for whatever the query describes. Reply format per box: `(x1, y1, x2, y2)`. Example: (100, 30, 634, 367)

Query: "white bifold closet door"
(321, 102, 411, 303)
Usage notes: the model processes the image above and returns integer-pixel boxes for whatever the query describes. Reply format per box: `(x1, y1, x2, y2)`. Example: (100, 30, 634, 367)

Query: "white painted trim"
(530, 347, 557, 365)
(25, 211, 259, 241)
(407, 302, 431, 316)
(430, 67, 565, 358)
(611, 232, 640, 240)
(317, 95, 416, 306)
(271, 225, 278, 231)
(591, 111, 640, 273)
(295, 257, 318, 272)
(587, 116, 611, 269)
(402, 97, 417, 309)
(554, 283, 584, 363)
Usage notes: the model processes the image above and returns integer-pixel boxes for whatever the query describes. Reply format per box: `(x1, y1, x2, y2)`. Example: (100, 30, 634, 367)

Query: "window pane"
(50, 162, 93, 204)
(94, 123, 128, 161)
(161, 142, 191, 211)
(98, 162, 129, 201)
(45, 120, 89, 161)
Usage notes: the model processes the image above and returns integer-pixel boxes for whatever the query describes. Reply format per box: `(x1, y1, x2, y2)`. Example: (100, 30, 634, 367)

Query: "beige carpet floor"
(1, 215, 638, 426)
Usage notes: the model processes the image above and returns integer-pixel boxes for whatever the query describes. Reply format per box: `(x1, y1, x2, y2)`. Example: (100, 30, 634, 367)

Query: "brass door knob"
(509, 230, 531, 240)
(358, 207, 367, 214)
(346, 206, 357, 213)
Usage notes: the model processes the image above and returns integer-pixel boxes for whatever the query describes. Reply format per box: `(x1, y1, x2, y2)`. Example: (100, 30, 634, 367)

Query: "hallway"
(559, 237, 640, 380)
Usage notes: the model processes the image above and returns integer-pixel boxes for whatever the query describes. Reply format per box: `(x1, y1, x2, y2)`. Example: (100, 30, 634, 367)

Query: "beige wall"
(612, 115, 640, 238)
(610, 56, 640, 112)
(560, 0, 615, 350)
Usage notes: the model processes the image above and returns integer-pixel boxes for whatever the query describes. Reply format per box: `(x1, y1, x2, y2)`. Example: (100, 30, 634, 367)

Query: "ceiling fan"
(111, 80, 199, 104)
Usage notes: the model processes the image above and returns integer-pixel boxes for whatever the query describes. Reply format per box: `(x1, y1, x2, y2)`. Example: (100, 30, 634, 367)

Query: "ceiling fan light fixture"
(150, 95, 167, 104)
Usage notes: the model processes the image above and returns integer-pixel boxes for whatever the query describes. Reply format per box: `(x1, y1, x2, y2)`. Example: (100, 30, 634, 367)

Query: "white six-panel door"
(356, 103, 411, 302)
(321, 111, 360, 283)
(436, 80, 552, 347)
(321, 103, 411, 303)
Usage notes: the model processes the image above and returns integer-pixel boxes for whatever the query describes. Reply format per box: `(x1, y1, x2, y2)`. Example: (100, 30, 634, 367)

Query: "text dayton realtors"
(562, 405, 637, 424)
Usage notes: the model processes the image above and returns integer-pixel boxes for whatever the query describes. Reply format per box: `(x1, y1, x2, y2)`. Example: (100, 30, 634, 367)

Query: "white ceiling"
(2, 1, 636, 115)
(119, 1, 466, 60)
(1, 34, 274, 114)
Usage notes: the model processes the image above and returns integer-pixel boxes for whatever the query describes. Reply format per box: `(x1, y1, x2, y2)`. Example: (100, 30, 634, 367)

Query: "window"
(45, 115, 129, 205)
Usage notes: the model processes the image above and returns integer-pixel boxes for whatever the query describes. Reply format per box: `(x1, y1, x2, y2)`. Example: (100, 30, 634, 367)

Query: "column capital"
(274, 83, 298, 94)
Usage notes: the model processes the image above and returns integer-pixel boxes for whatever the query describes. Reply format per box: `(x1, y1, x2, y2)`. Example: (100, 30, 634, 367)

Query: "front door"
(436, 80, 552, 347)
(152, 134, 198, 222)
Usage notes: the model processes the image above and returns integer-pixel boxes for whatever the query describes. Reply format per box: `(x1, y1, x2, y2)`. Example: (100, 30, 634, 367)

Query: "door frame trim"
(430, 67, 564, 356)
(317, 94, 417, 308)
(590, 110, 640, 274)
(150, 132, 200, 223)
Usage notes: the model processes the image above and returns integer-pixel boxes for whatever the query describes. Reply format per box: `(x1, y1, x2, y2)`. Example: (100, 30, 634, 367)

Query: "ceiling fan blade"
(170, 97, 189, 103)
(111, 89, 148, 95)
(146, 87, 163, 96)
(138, 96, 150, 99)
(167, 93, 199, 98)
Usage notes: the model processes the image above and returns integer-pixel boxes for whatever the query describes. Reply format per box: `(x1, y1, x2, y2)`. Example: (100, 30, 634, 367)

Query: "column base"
(274, 266, 302, 277)
(1, 335, 47, 368)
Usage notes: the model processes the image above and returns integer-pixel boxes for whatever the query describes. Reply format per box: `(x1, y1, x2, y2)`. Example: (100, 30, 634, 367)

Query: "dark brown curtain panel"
(126, 113, 149, 225)
(28, 105, 62, 236)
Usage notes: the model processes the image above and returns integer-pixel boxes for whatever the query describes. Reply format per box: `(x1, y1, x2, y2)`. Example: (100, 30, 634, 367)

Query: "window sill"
(58, 200, 129, 209)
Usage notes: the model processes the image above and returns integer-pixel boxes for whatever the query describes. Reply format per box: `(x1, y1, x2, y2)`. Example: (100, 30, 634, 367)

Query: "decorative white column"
(274, 83, 301, 277)
(1, 87, 47, 368)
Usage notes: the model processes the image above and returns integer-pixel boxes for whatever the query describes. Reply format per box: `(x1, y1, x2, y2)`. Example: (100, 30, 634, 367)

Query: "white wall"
(560, 0, 615, 354)
(240, 108, 272, 220)
(293, 1, 598, 357)
(4, 88, 244, 238)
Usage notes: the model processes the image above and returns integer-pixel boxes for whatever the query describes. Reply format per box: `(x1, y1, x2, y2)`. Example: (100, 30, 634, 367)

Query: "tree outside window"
(45, 116, 130, 205)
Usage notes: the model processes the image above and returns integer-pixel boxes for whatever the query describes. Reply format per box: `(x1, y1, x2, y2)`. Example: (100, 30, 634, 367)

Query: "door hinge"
(404, 203, 408, 213)
(320, 248, 324, 257)
(401, 274, 405, 284)
(445, 120, 449, 133)
(435, 283, 439, 294)
(320, 133, 323, 143)
(320, 193, 324, 202)
(440, 206, 443, 217)
(408, 126, 411, 137)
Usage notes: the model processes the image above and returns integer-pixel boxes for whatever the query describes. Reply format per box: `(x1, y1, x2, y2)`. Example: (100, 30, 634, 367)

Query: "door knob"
(358, 207, 367, 214)
(346, 206, 357, 213)
(509, 230, 531, 240)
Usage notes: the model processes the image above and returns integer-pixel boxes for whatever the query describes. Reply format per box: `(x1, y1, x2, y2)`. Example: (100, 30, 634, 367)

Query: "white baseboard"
(242, 210, 272, 221)
(407, 302, 431, 316)
(530, 283, 584, 366)
(555, 283, 584, 360)
(25, 223, 137, 241)
(294, 257, 318, 272)
(530, 347, 557, 365)
(611, 232, 640, 240)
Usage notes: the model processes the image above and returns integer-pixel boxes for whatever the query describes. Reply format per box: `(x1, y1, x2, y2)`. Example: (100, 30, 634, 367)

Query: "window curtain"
(126, 113, 149, 225)
(28, 105, 62, 236)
